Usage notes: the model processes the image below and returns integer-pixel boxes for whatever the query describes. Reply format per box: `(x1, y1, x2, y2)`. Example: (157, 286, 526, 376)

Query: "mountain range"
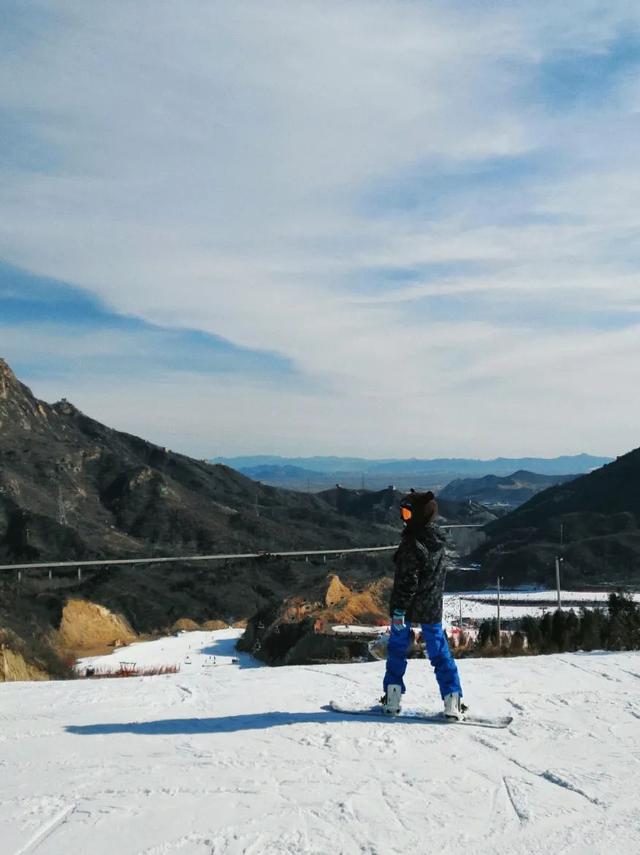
(215, 453, 610, 476)
(2, 356, 638, 679)
(216, 454, 611, 493)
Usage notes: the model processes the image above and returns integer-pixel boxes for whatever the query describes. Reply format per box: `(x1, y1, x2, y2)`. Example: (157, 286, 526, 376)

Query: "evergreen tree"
(521, 616, 542, 652)
(540, 612, 554, 652)
(579, 608, 603, 651)
(478, 619, 498, 648)
(564, 609, 580, 650)
(551, 609, 568, 652)
(607, 592, 640, 650)
(510, 630, 525, 653)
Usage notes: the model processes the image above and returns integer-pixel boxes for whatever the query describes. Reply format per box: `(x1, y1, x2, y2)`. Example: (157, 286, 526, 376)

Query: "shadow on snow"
(65, 707, 434, 736)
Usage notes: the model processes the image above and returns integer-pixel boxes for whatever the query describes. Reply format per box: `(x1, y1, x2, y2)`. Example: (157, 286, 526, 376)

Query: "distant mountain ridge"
(238, 464, 324, 484)
(214, 453, 612, 494)
(439, 470, 579, 508)
(215, 454, 611, 477)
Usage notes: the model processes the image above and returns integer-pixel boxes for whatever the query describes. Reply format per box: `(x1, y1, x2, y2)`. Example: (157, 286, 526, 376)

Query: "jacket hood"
(402, 522, 446, 552)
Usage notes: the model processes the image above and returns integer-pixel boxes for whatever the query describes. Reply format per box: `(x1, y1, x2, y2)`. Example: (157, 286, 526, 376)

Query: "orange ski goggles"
(400, 505, 412, 522)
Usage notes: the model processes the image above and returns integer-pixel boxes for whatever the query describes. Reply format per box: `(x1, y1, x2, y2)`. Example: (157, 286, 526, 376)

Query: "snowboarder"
(382, 490, 466, 720)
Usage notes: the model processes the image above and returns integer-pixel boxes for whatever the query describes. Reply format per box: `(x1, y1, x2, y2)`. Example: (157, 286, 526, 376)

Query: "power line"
(0, 545, 396, 572)
(0, 524, 483, 572)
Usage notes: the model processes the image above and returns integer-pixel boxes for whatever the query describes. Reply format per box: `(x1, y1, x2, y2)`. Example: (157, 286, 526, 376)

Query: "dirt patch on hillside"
(325, 574, 352, 607)
(318, 575, 391, 626)
(58, 598, 137, 652)
(0, 643, 49, 682)
(202, 619, 229, 630)
(171, 618, 200, 632)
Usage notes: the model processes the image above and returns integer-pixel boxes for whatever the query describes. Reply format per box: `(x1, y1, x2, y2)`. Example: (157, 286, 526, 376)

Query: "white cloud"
(1, 1, 640, 456)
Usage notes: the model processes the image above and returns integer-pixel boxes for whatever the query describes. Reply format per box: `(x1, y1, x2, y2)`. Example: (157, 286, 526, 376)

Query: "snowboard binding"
(443, 692, 468, 721)
(380, 684, 402, 715)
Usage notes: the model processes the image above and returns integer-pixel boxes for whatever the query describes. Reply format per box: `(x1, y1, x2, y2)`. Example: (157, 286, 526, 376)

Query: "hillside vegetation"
(475, 448, 640, 587)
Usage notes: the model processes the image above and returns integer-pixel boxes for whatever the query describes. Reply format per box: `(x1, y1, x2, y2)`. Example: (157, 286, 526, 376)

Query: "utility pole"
(555, 556, 562, 608)
(497, 576, 502, 643)
(459, 597, 463, 630)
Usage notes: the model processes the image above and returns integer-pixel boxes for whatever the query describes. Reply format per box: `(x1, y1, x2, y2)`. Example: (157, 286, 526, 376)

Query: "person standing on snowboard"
(381, 489, 466, 720)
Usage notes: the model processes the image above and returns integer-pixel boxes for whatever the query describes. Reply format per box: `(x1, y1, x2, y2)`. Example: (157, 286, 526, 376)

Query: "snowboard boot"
(443, 692, 468, 721)
(380, 684, 402, 715)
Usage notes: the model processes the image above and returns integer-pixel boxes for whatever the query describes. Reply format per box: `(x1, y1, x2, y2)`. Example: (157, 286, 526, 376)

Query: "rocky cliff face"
(0, 642, 49, 681)
(0, 359, 390, 564)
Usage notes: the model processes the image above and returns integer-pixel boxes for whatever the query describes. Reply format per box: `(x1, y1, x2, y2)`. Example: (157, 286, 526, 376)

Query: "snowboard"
(328, 700, 513, 729)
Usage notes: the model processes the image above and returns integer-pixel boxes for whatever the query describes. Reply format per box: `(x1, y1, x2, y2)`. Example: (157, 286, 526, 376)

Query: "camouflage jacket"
(389, 524, 448, 624)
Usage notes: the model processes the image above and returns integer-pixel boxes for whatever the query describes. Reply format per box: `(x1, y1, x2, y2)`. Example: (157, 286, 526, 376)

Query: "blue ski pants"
(383, 622, 462, 699)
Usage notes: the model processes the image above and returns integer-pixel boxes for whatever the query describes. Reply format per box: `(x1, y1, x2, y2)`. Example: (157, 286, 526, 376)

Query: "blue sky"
(1, 1, 639, 457)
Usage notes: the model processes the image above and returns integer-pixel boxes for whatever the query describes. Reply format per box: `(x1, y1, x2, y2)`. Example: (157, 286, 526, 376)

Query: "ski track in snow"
(12, 804, 76, 855)
(1, 628, 639, 854)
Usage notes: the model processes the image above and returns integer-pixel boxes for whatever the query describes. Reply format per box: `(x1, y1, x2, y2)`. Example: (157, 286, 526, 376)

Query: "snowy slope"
(2, 630, 639, 855)
(76, 629, 258, 676)
(443, 590, 640, 627)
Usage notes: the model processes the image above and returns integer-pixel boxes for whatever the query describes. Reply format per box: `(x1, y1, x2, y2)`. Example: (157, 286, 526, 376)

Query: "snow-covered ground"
(2, 629, 639, 854)
(331, 625, 386, 637)
(457, 591, 640, 603)
(76, 629, 258, 676)
(443, 589, 640, 627)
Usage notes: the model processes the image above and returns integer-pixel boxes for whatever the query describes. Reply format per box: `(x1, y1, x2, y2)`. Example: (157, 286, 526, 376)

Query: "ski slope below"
(443, 589, 640, 627)
(2, 629, 639, 855)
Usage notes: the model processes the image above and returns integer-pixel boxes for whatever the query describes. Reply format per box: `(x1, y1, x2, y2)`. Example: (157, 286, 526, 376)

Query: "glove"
(391, 610, 406, 630)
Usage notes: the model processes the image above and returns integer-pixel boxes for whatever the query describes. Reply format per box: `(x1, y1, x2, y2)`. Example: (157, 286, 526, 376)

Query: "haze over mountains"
(215, 453, 611, 493)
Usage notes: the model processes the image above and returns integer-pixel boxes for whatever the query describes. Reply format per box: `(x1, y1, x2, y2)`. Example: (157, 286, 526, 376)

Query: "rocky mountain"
(0, 359, 398, 677)
(0, 359, 392, 564)
(316, 484, 497, 528)
(475, 448, 640, 587)
(439, 470, 579, 509)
